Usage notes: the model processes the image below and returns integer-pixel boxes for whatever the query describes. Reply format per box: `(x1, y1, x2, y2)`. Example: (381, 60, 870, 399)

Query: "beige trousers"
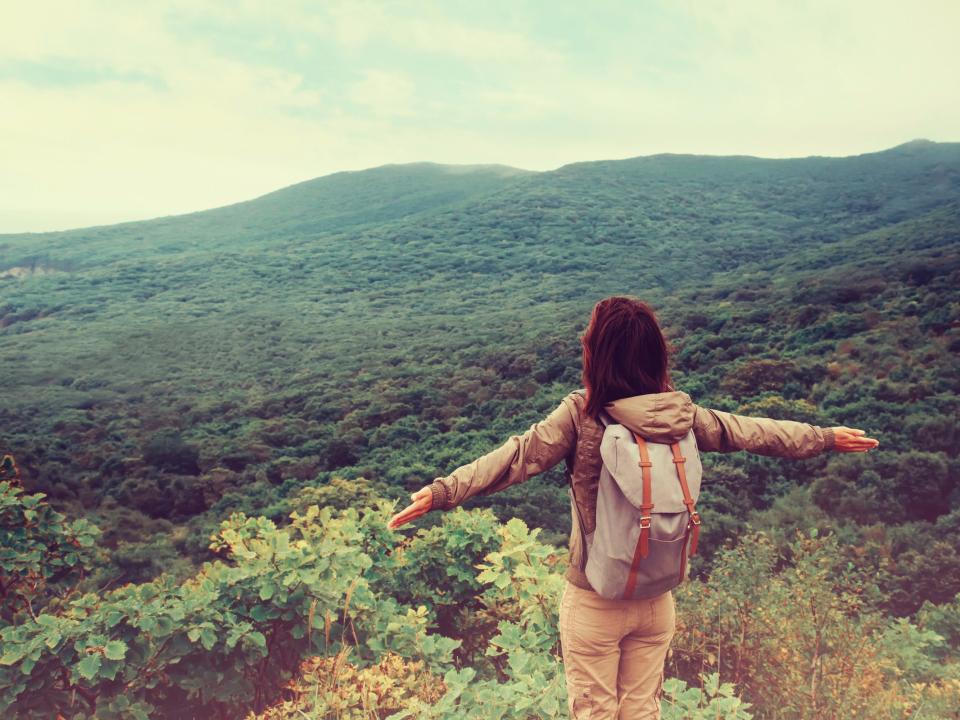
(559, 580, 676, 719)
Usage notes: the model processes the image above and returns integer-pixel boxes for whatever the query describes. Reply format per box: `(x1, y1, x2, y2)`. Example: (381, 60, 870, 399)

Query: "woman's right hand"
(387, 486, 433, 530)
(831, 427, 879, 452)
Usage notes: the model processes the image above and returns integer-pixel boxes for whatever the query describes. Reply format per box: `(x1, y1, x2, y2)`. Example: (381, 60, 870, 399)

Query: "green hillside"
(1, 142, 959, 718)
(0, 162, 530, 268)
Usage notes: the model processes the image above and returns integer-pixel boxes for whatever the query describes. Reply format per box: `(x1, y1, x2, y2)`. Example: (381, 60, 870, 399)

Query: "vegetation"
(1, 140, 959, 716)
(1, 482, 958, 718)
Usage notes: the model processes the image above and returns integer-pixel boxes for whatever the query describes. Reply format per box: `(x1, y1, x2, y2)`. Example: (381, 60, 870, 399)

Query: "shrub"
(142, 430, 201, 475)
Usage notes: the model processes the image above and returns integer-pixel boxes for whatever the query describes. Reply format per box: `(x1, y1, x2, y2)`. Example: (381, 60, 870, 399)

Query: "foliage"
(0, 498, 457, 719)
(661, 673, 753, 719)
(404, 509, 499, 594)
(142, 430, 201, 475)
(670, 531, 960, 719)
(917, 593, 960, 658)
(385, 518, 571, 720)
(5, 481, 960, 719)
(0, 480, 100, 623)
(249, 653, 446, 720)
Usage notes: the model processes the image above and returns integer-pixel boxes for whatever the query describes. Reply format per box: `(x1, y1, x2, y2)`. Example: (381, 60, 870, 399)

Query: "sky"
(1, 0, 958, 233)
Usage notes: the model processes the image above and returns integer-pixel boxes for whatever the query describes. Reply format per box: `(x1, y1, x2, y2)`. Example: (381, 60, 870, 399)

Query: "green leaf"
(99, 660, 121, 681)
(76, 653, 102, 681)
(249, 604, 271, 622)
(539, 692, 559, 716)
(0, 648, 25, 666)
(103, 640, 127, 661)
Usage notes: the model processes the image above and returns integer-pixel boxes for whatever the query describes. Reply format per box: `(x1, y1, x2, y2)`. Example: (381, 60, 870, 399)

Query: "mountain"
(1, 141, 959, 718)
(3, 140, 957, 269)
(0, 162, 531, 268)
(0, 141, 957, 596)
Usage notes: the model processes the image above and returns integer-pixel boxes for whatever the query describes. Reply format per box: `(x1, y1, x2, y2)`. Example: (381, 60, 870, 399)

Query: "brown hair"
(580, 296, 674, 419)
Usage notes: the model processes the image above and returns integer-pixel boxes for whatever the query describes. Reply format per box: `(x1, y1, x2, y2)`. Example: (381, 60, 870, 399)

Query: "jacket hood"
(603, 391, 694, 443)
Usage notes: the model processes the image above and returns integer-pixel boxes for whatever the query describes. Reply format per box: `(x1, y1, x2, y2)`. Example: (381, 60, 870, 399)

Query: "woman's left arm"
(691, 403, 879, 457)
(388, 394, 578, 529)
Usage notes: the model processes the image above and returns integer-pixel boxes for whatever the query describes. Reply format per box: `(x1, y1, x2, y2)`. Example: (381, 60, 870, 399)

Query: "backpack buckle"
(639, 516, 652, 529)
(690, 512, 701, 526)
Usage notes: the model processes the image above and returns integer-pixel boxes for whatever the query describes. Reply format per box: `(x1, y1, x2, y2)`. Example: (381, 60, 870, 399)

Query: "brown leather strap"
(635, 434, 654, 557)
(670, 442, 701, 557)
(623, 433, 655, 599)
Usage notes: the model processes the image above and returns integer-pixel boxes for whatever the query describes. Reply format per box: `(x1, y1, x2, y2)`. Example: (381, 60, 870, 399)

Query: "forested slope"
(1, 141, 958, 717)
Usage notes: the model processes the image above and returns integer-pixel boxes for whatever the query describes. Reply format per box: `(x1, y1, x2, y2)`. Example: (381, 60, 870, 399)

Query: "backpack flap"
(599, 424, 702, 513)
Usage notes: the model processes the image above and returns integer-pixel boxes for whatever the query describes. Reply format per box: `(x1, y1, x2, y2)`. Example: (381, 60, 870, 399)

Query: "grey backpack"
(583, 411, 703, 600)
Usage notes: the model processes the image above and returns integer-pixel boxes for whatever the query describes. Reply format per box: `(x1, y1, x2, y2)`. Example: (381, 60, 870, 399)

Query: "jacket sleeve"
(691, 403, 835, 458)
(427, 394, 579, 511)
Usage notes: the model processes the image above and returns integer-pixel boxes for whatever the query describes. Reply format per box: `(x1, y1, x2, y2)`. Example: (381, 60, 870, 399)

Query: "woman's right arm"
(691, 404, 878, 458)
(387, 392, 579, 530)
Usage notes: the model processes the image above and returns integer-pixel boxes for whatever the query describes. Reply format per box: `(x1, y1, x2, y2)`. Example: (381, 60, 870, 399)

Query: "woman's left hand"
(830, 426, 880, 452)
(387, 486, 433, 530)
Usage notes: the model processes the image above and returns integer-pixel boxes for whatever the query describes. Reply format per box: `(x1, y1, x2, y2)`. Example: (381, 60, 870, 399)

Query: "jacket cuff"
(820, 426, 836, 451)
(428, 479, 451, 511)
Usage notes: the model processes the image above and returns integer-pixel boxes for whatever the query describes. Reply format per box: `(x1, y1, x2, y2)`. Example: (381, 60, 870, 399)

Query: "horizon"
(3, 1, 958, 234)
(1, 137, 952, 236)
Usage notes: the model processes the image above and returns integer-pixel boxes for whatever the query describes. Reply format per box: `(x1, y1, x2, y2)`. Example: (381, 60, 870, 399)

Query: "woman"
(387, 296, 879, 719)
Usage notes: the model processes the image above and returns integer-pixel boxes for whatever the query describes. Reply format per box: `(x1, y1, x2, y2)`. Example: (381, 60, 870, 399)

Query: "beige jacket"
(427, 390, 835, 591)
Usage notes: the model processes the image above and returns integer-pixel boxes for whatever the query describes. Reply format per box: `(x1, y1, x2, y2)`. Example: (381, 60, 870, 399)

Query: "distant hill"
(2, 140, 957, 269)
(0, 162, 531, 268)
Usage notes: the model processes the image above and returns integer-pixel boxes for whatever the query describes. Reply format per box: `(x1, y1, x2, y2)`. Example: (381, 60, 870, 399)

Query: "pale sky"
(1, 0, 958, 233)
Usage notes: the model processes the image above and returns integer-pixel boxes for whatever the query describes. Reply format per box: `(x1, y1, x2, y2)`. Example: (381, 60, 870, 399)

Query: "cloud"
(0, 0, 957, 232)
(0, 58, 166, 89)
(349, 69, 416, 117)
(321, 1, 562, 65)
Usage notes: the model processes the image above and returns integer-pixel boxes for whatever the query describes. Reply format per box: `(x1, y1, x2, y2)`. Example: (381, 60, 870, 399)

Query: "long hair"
(580, 296, 674, 419)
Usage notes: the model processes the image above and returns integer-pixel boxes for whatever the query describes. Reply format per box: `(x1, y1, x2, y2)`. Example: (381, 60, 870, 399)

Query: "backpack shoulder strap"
(622, 432, 655, 599)
(670, 442, 701, 556)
